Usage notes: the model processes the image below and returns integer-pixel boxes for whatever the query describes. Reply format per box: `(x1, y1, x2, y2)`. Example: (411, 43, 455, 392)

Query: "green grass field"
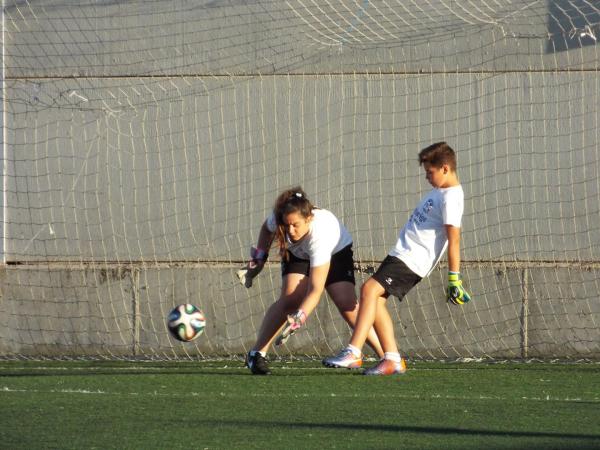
(1, 359, 599, 449)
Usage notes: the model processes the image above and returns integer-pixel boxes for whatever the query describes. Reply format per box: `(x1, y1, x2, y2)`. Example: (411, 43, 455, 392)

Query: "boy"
(281, 142, 471, 375)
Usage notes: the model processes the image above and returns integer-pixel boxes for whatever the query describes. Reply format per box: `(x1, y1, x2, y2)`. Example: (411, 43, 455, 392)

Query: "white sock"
(384, 352, 401, 363)
(347, 344, 362, 358)
(249, 350, 266, 357)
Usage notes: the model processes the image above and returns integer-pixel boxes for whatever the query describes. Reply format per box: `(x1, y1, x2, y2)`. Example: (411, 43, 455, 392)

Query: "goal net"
(1, 0, 599, 360)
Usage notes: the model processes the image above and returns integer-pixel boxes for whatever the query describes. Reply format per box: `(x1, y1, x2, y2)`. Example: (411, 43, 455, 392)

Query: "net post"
(520, 268, 529, 359)
(1, 0, 5, 265)
(131, 267, 141, 357)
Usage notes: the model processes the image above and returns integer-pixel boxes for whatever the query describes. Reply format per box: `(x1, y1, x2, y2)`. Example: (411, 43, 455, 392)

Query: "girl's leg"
(326, 281, 384, 358)
(253, 273, 308, 353)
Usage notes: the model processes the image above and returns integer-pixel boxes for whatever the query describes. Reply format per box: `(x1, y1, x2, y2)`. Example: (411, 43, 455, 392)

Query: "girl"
(238, 187, 383, 375)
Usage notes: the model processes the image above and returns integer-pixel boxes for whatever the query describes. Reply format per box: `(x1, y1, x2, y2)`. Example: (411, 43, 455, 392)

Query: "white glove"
(275, 310, 307, 346)
(236, 246, 267, 288)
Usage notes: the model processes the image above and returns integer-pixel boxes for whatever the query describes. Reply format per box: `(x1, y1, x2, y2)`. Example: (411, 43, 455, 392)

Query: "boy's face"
(423, 162, 450, 188)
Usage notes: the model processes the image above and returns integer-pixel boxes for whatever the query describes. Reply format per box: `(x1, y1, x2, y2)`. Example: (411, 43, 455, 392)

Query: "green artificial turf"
(1, 360, 599, 449)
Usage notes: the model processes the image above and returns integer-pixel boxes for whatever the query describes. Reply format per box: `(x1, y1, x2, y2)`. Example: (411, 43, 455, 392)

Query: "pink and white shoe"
(363, 357, 407, 376)
(322, 348, 363, 369)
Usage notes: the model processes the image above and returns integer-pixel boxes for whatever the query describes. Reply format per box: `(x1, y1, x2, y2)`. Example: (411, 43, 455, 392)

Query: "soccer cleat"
(322, 348, 363, 369)
(246, 352, 271, 375)
(363, 357, 407, 376)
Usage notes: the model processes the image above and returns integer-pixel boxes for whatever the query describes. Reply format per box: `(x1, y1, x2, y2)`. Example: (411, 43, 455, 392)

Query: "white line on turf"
(1, 386, 598, 404)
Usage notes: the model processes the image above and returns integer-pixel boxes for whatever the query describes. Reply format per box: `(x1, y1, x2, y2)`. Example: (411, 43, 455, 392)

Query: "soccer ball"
(167, 304, 206, 342)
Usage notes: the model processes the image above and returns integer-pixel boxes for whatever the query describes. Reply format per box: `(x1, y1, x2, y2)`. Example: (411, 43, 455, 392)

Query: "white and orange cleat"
(363, 357, 407, 376)
(322, 348, 363, 369)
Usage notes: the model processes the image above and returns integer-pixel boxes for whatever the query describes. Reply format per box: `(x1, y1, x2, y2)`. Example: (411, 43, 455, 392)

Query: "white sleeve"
(442, 189, 464, 227)
(309, 237, 337, 267)
(308, 215, 340, 267)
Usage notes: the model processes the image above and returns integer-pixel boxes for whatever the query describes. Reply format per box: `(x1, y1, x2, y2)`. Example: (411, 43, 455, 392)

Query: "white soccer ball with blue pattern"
(167, 304, 206, 342)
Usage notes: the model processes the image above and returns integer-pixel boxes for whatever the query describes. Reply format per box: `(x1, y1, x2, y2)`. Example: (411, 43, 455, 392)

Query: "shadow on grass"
(206, 418, 600, 441)
(0, 365, 349, 377)
(0, 368, 250, 377)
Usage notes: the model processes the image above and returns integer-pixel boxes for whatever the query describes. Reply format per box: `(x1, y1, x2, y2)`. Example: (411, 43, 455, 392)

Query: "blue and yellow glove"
(447, 271, 471, 305)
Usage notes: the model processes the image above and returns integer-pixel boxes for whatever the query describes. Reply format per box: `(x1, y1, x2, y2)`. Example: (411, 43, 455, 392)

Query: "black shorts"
(281, 244, 355, 287)
(371, 255, 422, 300)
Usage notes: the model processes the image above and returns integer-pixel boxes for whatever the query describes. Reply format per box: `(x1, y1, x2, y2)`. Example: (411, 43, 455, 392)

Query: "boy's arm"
(445, 225, 461, 272)
(445, 225, 471, 304)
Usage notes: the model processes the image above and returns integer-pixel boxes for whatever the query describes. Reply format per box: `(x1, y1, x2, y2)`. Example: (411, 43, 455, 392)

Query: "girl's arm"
(297, 262, 330, 318)
(236, 221, 275, 288)
(276, 263, 329, 343)
(256, 221, 275, 255)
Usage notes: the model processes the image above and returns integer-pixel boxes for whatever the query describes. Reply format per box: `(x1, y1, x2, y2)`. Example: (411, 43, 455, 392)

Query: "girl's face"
(423, 162, 448, 188)
(282, 211, 312, 242)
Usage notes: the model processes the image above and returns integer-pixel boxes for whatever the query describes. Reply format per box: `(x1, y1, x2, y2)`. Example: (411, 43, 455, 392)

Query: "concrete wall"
(1, 1, 599, 359)
(2, 263, 599, 358)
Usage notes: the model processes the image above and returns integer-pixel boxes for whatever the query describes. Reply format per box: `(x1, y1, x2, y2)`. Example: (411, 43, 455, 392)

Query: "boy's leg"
(362, 300, 407, 375)
(348, 277, 388, 351)
(322, 277, 388, 369)
(326, 280, 384, 358)
(359, 256, 421, 374)
(371, 297, 399, 354)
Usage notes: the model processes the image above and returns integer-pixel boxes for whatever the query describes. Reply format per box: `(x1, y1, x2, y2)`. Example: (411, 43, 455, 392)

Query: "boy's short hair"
(418, 142, 456, 171)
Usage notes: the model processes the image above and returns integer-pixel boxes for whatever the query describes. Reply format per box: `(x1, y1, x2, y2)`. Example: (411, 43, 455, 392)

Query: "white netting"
(1, 1, 599, 360)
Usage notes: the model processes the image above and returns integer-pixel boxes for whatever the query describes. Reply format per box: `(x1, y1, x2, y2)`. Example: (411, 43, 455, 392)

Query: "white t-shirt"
(266, 208, 353, 267)
(389, 185, 464, 278)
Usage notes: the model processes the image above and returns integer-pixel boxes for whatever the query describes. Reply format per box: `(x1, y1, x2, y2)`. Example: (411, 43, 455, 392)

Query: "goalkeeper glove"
(275, 309, 306, 346)
(236, 246, 267, 288)
(447, 271, 471, 305)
